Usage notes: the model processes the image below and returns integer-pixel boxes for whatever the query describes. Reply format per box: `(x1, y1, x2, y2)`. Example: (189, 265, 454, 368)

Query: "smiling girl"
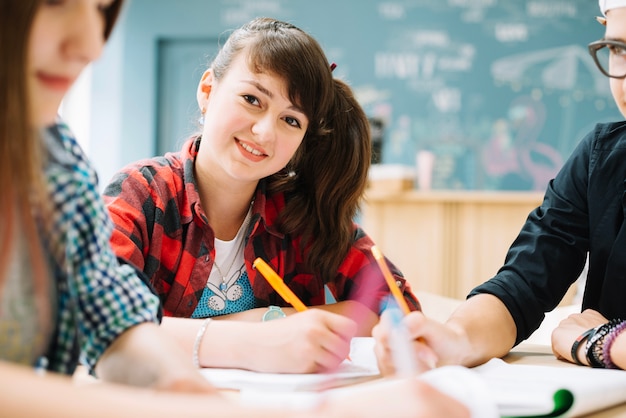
(104, 17, 420, 374)
(0, 2, 469, 416)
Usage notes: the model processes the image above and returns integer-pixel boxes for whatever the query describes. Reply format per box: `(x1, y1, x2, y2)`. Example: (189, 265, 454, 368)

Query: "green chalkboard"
(121, 0, 621, 191)
(294, 0, 621, 190)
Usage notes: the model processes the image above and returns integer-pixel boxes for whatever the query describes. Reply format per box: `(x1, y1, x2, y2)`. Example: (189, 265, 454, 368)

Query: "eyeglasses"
(588, 39, 626, 79)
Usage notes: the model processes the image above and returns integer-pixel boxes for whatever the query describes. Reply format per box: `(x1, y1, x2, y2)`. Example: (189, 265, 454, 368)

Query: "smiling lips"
(37, 72, 74, 92)
(237, 139, 267, 162)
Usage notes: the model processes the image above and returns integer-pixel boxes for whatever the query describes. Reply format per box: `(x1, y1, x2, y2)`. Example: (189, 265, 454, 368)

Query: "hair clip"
(330, 62, 337, 72)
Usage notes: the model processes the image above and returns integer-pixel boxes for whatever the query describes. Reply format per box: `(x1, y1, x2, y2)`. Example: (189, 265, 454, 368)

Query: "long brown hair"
(211, 18, 371, 282)
(0, 0, 125, 288)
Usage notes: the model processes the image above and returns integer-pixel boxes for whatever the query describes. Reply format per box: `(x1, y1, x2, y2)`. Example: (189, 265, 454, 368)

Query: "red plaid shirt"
(103, 138, 420, 317)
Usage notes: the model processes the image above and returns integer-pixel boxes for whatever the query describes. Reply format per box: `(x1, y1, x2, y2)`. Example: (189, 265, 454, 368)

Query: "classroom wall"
(86, 0, 621, 191)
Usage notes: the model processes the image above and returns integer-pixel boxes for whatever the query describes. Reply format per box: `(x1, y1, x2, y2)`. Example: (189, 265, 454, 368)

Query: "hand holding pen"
(253, 257, 356, 367)
(371, 246, 438, 376)
(381, 304, 418, 377)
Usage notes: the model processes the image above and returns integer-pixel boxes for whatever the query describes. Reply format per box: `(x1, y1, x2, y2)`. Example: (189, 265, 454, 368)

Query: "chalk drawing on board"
(482, 45, 612, 190)
(491, 45, 608, 95)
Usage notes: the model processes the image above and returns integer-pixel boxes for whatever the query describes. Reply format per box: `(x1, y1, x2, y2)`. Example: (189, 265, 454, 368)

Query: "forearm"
(446, 293, 517, 367)
(96, 322, 195, 387)
(160, 316, 261, 369)
(162, 309, 357, 373)
(161, 316, 322, 370)
(0, 361, 288, 418)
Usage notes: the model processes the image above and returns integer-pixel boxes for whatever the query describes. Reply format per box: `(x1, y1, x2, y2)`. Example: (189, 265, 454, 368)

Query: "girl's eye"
(243, 95, 260, 106)
(284, 116, 301, 129)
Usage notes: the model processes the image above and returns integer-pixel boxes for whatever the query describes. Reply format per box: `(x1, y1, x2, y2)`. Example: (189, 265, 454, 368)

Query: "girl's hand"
(248, 309, 357, 373)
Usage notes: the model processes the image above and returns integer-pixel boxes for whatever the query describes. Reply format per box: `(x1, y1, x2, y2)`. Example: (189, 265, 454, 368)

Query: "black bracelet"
(571, 327, 597, 366)
(586, 319, 625, 368)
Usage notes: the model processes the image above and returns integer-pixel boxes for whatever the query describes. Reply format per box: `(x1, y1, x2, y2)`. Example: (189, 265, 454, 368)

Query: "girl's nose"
(251, 115, 277, 144)
(63, 2, 106, 63)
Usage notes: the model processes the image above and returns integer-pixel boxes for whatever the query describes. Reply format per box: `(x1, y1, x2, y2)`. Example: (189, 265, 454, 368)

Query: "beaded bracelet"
(602, 319, 626, 369)
(586, 319, 624, 368)
(192, 318, 212, 368)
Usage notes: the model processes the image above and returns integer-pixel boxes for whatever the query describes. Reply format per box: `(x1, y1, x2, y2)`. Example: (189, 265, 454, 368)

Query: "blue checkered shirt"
(42, 122, 160, 374)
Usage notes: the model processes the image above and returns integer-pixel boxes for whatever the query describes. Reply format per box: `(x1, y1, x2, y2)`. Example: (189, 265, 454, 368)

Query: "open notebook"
(332, 357, 626, 417)
(202, 337, 626, 417)
(200, 337, 380, 392)
(470, 358, 626, 417)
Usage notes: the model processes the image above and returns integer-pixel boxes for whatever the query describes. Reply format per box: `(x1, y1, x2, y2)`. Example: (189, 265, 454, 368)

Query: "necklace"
(210, 205, 253, 292)
(212, 235, 245, 292)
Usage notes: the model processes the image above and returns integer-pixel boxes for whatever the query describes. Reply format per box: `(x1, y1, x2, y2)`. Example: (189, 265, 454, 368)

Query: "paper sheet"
(200, 337, 380, 392)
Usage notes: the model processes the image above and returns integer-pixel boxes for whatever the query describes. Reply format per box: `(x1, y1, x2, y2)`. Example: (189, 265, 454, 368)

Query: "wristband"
(262, 305, 287, 321)
(192, 318, 212, 368)
(571, 327, 596, 366)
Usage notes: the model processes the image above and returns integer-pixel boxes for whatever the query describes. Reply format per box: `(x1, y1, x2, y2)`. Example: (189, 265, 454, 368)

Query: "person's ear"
(197, 69, 214, 113)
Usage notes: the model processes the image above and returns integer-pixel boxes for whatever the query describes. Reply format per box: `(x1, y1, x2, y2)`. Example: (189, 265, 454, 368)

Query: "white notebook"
(471, 358, 626, 417)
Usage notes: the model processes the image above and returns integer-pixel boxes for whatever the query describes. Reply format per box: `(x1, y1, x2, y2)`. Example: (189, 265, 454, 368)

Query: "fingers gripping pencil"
(253, 257, 353, 362)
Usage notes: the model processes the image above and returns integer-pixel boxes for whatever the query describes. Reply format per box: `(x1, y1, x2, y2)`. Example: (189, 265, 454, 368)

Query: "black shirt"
(470, 121, 626, 345)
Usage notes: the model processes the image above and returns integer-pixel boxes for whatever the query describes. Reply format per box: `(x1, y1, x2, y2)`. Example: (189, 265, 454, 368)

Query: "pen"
(373, 246, 435, 371)
(253, 257, 308, 312)
(371, 245, 411, 315)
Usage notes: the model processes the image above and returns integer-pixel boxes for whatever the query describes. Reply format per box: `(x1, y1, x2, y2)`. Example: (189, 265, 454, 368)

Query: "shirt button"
(395, 280, 402, 288)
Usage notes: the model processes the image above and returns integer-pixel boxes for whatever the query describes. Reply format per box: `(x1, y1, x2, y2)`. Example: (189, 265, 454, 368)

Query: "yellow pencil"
(253, 257, 308, 312)
(371, 245, 411, 316)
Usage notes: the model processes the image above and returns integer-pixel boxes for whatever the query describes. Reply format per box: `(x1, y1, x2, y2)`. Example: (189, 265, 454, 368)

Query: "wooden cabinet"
(360, 190, 544, 299)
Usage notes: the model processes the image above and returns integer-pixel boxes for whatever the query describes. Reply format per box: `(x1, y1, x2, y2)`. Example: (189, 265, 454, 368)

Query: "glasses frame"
(588, 39, 626, 79)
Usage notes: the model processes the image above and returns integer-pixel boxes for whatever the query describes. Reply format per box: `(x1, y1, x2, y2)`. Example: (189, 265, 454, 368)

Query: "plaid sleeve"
(102, 168, 153, 271)
(47, 123, 160, 370)
(332, 227, 421, 314)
